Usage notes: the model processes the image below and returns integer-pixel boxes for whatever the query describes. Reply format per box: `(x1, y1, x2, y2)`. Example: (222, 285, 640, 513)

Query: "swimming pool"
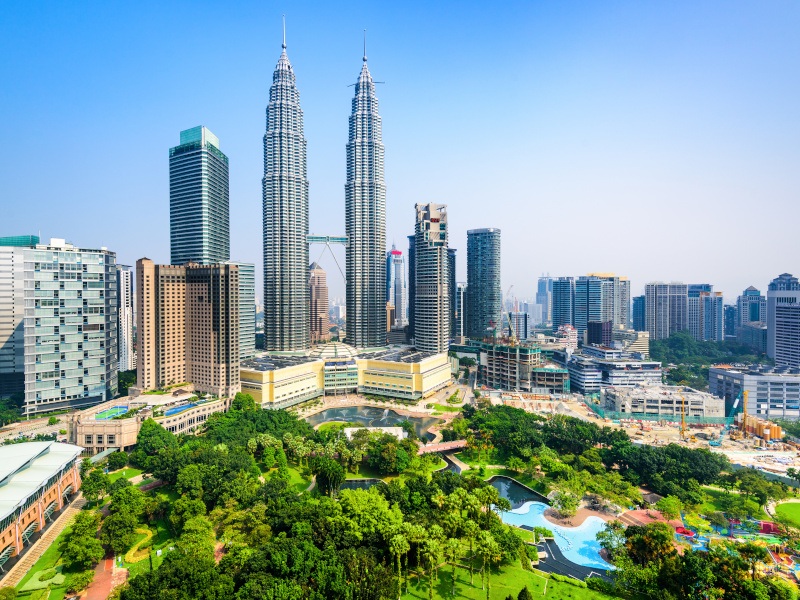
(95, 406, 129, 420)
(501, 501, 611, 570)
(164, 403, 197, 417)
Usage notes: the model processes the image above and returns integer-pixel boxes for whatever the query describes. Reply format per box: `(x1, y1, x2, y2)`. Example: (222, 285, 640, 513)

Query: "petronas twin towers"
(263, 34, 386, 351)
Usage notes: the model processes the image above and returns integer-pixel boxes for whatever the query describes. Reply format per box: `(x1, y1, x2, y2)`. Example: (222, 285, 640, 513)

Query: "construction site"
(491, 389, 800, 482)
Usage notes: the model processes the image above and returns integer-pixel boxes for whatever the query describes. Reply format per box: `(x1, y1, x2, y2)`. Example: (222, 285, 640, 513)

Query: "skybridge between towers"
(308, 235, 348, 282)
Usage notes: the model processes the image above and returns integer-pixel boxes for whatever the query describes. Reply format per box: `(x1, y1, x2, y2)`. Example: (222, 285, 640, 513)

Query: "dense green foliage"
(449, 404, 733, 504)
(118, 369, 137, 396)
(59, 510, 105, 570)
(107, 397, 529, 599)
(601, 520, 797, 599)
(651, 331, 770, 389)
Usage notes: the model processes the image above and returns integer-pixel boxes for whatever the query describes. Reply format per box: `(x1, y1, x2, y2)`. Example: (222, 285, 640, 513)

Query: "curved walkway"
(767, 497, 800, 519)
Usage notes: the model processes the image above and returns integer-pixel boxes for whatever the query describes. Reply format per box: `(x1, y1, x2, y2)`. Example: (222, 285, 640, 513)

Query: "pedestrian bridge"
(418, 440, 467, 455)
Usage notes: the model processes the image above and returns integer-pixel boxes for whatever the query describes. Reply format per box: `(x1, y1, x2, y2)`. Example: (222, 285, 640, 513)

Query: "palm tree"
(422, 539, 442, 600)
(445, 537, 461, 597)
(389, 533, 410, 600)
(405, 523, 427, 582)
(462, 519, 480, 585)
(476, 531, 501, 598)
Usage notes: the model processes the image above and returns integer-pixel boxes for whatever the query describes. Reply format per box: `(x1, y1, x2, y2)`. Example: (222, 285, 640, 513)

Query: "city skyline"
(2, 2, 799, 303)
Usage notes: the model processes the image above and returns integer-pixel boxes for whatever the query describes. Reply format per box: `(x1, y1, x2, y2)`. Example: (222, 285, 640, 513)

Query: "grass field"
(401, 562, 611, 600)
(427, 403, 461, 413)
(108, 467, 143, 483)
(776, 502, 800, 527)
(262, 463, 312, 493)
(15, 526, 75, 600)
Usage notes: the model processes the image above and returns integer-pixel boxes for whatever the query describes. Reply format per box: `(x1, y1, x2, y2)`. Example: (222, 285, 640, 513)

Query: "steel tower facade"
(345, 51, 386, 348)
(262, 40, 310, 351)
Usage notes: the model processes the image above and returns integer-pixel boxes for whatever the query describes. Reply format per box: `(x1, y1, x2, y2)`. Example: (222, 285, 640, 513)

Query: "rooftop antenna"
(282, 14, 286, 50)
(363, 28, 367, 62)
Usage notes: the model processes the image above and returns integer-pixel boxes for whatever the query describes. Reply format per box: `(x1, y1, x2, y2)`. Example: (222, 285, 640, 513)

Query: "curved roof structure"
(309, 342, 359, 360)
(0, 441, 82, 522)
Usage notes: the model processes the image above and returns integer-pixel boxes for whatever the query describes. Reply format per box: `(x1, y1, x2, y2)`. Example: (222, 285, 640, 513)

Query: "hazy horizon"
(2, 1, 798, 305)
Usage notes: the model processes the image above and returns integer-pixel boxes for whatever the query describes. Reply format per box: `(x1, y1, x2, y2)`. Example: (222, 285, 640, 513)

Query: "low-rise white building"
(603, 385, 725, 418)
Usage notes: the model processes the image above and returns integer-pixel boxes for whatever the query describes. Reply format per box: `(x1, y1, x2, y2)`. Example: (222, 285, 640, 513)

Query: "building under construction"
(476, 341, 569, 394)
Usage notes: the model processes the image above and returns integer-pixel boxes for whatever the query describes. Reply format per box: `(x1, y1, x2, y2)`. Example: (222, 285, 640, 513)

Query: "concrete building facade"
(414, 203, 450, 353)
(135, 259, 240, 398)
(767, 273, 800, 368)
(710, 365, 800, 420)
(737, 286, 767, 329)
(645, 282, 688, 340)
(309, 262, 331, 344)
(603, 385, 724, 419)
(117, 265, 135, 372)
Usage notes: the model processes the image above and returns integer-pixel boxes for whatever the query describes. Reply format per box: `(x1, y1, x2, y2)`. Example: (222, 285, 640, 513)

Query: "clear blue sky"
(2, 1, 799, 304)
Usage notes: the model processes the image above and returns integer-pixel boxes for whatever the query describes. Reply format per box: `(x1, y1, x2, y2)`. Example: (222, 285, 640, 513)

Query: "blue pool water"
(164, 402, 197, 417)
(501, 501, 611, 570)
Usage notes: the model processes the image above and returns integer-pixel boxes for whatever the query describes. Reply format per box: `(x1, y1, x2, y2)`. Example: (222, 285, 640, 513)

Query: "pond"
(492, 476, 611, 571)
(305, 406, 440, 439)
(339, 478, 387, 491)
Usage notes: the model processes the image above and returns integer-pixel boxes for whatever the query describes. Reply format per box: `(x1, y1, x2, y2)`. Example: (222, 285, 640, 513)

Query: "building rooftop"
(0, 442, 82, 522)
(309, 342, 359, 360)
(358, 347, 439, 363)
(241, 354, 321, 372)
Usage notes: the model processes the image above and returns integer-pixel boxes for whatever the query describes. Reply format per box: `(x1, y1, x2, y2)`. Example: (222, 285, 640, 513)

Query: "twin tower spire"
(262, 25, 386, 352)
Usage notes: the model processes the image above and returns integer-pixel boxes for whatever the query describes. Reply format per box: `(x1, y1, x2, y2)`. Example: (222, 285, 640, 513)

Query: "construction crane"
(500, 283, 519, 346)
(709, 391, 742, 447)
(740, 390, 749, 439)
(680, 395, 687, 441)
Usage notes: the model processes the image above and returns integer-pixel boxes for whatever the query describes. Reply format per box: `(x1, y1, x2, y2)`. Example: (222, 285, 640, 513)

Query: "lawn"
(262, 463, 312, 493)
(454, 450, 503, 468)
(776, 502, 800, 528)
(401, 562, 612, 600)
(427, 403, 462, 413)
(108, 467, 143, 483)
(15, 525, 76, 600)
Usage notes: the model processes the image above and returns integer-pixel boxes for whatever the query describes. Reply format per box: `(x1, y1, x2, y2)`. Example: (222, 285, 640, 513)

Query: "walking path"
(1, 494, 87, 587)
(767, 497, 800, 518)
(84, 557, 114, 600)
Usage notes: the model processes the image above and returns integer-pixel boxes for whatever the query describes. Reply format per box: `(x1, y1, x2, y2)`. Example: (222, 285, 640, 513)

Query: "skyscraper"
(574, 276, 605, 339)
(407, 234, 416, 341)
(767, 273, 800, 367)
(414, 204, 449, 353)
(170, 126, 230, 265)
(454, 282, 467, 337)
(117, 265, 135, 372)
(346, 48, 386, 348)
(0, 235, 39, 398)
(385, 245, 406, 327)
(688, 284, 713, 341)
(309, 263, 330, 344)
(263, 36, 310, 351)
(632, 295, 646, 331)
(136, 259, 240, 397)
(465, 228, 501, 339)
(737, 286, 767, 328)
(447, 248, 457, 337)
(227, 262, 256, 360)
(645, 282, 688, 340)
(23, 239, 118, 415)
(536, 276, 553, 325)
(551, 277, 575, 330)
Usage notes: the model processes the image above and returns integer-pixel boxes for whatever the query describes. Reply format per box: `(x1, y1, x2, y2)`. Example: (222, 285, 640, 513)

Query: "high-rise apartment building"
(724, 305, 738, 341)
(465, 228, 501, 340)
(170, 126, 230, 265)
(136, 259, 240, 397)
(117, 265, 135, 372)
(15, 239, 118, 415)
(228, 262, 256, 360)
(632, 295, 646, 332)
(688, 284, 712, 341)
(448, 248, 457, 337)
(687, 284, 724, 342)
(551, 277, 575, 330)
(346, 51, 386, 348)
(645, 282, 688, 340)
(536, 276, 553, 325)
(737, 286, 767, 328)
(767, 273, 800, 368)
(407, 235, 416, 342)
(509, 312, 529, 340)
(263, 39, 310, 351)
(309, 262, 330, 344)
(413, 204, 450, 353)
(385, 245, 406, 327)
(0, 235, 40, 398)
(454, 282, 467, 338)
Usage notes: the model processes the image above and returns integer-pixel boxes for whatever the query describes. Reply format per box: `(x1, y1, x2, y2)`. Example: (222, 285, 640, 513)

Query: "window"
(96, 434, 103, 444)
(85, 435, 93, 445)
